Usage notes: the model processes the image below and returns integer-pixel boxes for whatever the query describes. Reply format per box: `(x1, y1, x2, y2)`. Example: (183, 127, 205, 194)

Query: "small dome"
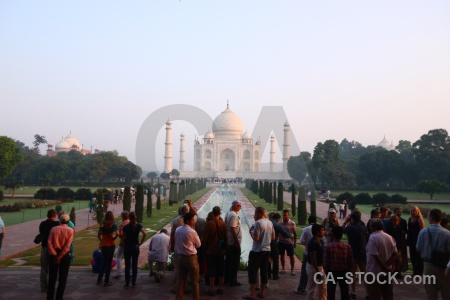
(387, 141, 396, 151)
(64, 133, 82, 149)
(242, 131, 251, 140)
(55, 140, 70, 150)
(212, 106, 244, 138)
(204, 131, 214, 139)
(284, 120, 290, 126)
(377, 136, 390, 149)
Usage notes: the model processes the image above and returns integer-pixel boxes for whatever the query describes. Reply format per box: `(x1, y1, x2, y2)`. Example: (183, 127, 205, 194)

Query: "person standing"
(203, 206, 228, 296)
(225, 200, 243, 286)
(278, 209, 297, 276)
(322, 208, 340, 245)
(47, 214, 74, 300)
(306, 224, 327, 300)
(343, 211, 368, 300)
(0, 216, 5, 258)
(294, 215, 318, 295)
(366, 218, 398, 300)
(148, 228, 170, 282)
(175, 212, 201, 300)
(39, 209, 60, 292)
(324, 226, 353, 300)
(122, 212, 146, 288)
(243, 207, 275, 299)
(114, 211, 130, 279)
(416, 209, 450, 300)
(268, 212, 290, 280)
(97, 211, 118, 286)
(407, 206, 424, 275)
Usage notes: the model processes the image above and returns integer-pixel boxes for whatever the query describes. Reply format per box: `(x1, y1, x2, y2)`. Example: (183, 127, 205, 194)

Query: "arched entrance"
(220, 149, 235, 171)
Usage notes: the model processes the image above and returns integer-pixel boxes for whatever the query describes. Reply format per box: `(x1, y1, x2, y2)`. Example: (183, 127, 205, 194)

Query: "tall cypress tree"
(70, 206, 76, 226)
(146, 189, 153, 217)
(298, 186, 307, 225)
(123, 186, 131, 213)
(264, 181, 269, 203)
(95, 189, 105, 224)
(268, 182, 272, 204)
(135, 183, 144, 223)
(291, 184, 296, 217)
(277, 182, 284, 211)
(169, 181, 175, 206)
(258, 181, 264, 199)
(273, 181, 277, 205)
(310, 190, 317, 217)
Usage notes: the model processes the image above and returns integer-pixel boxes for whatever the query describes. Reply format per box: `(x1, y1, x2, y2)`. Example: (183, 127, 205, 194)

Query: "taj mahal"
(162, 103, 291, 180)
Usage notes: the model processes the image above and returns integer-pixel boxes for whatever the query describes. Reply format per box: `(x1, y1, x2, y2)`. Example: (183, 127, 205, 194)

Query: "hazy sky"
(1, 1, 449, 172)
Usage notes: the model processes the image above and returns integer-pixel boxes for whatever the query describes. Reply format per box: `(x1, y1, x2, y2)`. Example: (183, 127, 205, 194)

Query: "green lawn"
(0, 187, 210, 268)
(333, 190, 450, 201)
(0, 200, 90, 226)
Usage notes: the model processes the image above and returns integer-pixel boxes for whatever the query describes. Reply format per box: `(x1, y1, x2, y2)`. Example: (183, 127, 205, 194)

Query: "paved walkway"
(0, 267, 427, 300)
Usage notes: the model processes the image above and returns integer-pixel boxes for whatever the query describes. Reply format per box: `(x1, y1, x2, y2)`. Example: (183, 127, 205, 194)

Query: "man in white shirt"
(148, 228, 170, 282)
(225, 200, 243, 286)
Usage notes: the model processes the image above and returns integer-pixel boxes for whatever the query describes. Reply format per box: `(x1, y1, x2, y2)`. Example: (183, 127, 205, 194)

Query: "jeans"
(98, 245, 115, 283)
(269, 242, 279, 278)
(40, 247, 50, 290)
(224, 245, 241, 284)
(297, 254, 308, 291)
(177, 254, 199, 300)
(124, 246, 140, 285)
(47, 253, 71, 300)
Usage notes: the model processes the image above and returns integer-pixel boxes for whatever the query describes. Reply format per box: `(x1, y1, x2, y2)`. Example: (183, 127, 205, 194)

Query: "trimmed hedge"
(34, 188, 57, 200)
(75, 188, 93, 200)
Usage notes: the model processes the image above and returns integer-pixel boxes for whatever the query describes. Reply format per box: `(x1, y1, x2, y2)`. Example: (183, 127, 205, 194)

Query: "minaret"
(163, 118, 173, 173)
(270, 133, 276, 172)
(282, 120, 290, 173)
(179, 132, 185, 171)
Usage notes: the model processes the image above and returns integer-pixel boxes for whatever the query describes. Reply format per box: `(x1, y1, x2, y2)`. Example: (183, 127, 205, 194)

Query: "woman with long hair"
(407, 206, 425, 275)
(122, 211, 146, 288)
(97, 211, 118, 286)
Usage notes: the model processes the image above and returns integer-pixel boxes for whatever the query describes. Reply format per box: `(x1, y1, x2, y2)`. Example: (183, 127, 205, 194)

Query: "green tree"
(277, 182, 284, 210)
(413, 129, 450, 185)
(169, 181, 175, 206)
(156, 194, 161, 210)
(259, 181, 264, 199)
(310, 190, 317, 217)
(147, 171, 158, 179)
(417, 180, 448, 200)
(56, 187, 75, 200)
(273, 181, 277, 205)
(0, 136, 23, 181)
(291, 184, 296, 216)
(298, 186, 307, 225)
(287, 152, 312, 183)
(135, 183, 144, 223)
(123, 186, 131, 212)
(146, 189, 153, 217)
(33, 134, 47, 154)
(94, 191, 105, 224)
(171, 169, 180, 177)
(75, 188, 93, 200)
(4, 180, 22, 198)
(264, 181, 269, 203)
(268, 182, 272, 204)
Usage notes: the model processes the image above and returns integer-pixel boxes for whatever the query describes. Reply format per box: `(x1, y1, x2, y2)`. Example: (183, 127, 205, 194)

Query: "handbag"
(427, 228, 449, 269)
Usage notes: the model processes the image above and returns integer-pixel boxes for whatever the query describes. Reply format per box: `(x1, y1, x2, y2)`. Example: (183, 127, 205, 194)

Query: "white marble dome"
(212, 107, 244, 138)
(55, 140, 70, 151)
(242, 131, 251, 140)
(204, 131, 214, 139)
(64, 133, 81, 149)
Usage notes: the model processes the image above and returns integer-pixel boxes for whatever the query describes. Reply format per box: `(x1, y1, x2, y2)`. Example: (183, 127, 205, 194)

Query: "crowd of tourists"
(35, 196, 450, 300)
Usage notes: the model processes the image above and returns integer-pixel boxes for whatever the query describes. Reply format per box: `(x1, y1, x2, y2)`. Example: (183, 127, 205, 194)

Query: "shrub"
(390, 194, 407, 204)
(146, 189, 152, 217)
(135, 184, 144, 223)
(354, 193, 372, 205)
(0, 204, 21, 212)
(94, 189, 105, 224)
(0, 190, 3, 201)
(123, 186, 131, 212)
(13, 200, 60, 209)
(70, 207, 76, 226)
(373, 193, 390, 205)
(34, 188, 57, 200)
(336, 192, 355, 204)
(75, 188, 93, 200)
(55, 205, 62, 214)
(56, 187, 75, 200)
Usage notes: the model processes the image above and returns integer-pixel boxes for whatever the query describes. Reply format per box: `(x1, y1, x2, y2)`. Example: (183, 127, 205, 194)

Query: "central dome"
(212, 106, 244, 138)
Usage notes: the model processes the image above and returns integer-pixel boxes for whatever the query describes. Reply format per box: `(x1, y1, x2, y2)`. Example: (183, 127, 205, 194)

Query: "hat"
(60, 214, 70, 223)
(328, 208, 336, 213)
(232, 200, 242, 206)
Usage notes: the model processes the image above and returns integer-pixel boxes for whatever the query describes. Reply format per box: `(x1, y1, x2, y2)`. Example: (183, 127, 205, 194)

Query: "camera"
(184, 199, 190, 204)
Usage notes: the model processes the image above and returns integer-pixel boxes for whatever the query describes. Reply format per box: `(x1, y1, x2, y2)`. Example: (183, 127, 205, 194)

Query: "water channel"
(197, 185, 253, 262)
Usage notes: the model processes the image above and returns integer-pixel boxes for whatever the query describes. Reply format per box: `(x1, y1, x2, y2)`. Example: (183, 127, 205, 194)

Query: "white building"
(164, 104, 291, 180)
